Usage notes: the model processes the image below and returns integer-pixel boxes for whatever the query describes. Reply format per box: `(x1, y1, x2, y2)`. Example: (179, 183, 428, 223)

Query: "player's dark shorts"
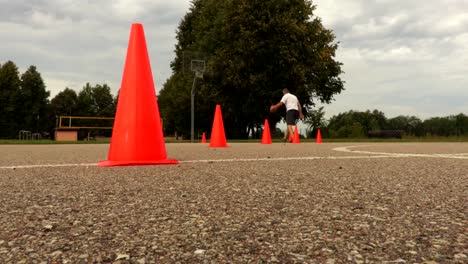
(286, 109, 299, 125)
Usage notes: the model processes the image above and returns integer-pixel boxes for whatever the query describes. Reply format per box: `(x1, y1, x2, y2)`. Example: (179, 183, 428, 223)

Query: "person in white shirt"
(270, 88, 304, 142)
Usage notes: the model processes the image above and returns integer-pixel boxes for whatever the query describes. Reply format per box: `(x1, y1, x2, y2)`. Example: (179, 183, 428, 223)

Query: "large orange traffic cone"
(292, 126, 300, 144)
(201, 132, 206, 143)
(316, 128, 322, 144)
(209, 104, 228, 148)
(99, 23, 178, 167)
(261, 119, 272, 144)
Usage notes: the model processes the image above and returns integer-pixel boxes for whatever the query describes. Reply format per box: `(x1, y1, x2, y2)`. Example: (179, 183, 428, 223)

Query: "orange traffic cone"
(99, 23, 178, 167)
(261, 119, 272, 144)
(201, 132, 207, 143)
(292, 126, 300, 144)
(316, 128, 322, 144)
(209, 104, 228, 148)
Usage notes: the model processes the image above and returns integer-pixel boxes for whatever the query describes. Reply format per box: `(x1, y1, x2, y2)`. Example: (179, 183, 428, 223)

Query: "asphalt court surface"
(0, 142, 466, 262)
(1, 142, 467, 168)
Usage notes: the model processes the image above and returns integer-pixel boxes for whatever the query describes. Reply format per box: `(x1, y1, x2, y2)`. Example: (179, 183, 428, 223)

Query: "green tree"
(304, 106, 327, 138)
(368, 110, 387, 131)
(423, 117, 452, 136)
(50, 88, 78, 116)
(92, 84, 115, 117)
(454, 113, 468, 136)
(50, 84, 115, 138)
(0, 61, 21, 138)
(76, 83, 96, 117)
(159, 0, 344, 138)
(50, 88, 79, 128)
(349, 122, 365, 138)
(159, 75, 192, 138)
(19, 66, 50, 133)
(387, 115, 423, 136)
(327, 110, 389, 138)
(76, 83, 115, 137)
(408, 116, 424, 137)
(75, 83, 115, 117)
(387, 115, 407, 131)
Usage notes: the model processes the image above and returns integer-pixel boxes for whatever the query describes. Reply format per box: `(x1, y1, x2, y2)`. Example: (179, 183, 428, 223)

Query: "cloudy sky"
(1, 0, 467, 119)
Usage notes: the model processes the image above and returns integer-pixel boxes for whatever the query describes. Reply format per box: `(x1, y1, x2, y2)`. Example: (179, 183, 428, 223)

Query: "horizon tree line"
(1, 60, 467, 140)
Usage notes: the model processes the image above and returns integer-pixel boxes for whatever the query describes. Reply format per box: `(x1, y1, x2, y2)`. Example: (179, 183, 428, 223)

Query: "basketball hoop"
(191, 59, 205, 78)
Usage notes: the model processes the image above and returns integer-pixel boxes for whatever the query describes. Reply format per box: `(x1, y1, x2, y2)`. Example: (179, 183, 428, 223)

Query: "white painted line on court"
(0, 163, 98, 169)
(0, 155, 399, 170)
(180, 155, 398, 163)
(333, 146, 468, 159)
(1, 147, 467, 170)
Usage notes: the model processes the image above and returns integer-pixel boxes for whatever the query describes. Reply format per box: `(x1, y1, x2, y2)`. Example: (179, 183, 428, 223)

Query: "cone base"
(98, 159, 179, 167)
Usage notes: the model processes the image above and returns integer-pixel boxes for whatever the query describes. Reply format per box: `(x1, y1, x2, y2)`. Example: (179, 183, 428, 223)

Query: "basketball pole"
(191, 75, 197, 143)
(189, 58, 206, 143)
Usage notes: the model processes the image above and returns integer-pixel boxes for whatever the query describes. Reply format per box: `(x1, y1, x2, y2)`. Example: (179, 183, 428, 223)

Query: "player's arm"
(270, 102, 284, 113)
(298, 102, 304, 119)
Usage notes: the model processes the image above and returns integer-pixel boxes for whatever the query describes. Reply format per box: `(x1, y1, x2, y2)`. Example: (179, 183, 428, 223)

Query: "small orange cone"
(209, 105, 228, 148)
(316, 128, 322, 144)
(292, 126, 300, 144)
(201, 132, 206, 143)
(99, 23, 178, 167)
(261, 119, 272, 144)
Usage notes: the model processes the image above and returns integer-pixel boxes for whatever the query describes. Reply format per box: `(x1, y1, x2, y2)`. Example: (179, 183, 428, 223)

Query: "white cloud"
(313, 0, 468, 119)
(0, 0, 192, 97)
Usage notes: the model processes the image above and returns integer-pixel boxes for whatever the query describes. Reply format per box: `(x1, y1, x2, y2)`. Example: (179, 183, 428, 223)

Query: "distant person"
(270, 88, 304, 142)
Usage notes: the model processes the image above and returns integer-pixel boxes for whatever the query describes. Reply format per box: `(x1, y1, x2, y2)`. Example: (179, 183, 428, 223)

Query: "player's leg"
(285, 110, 294, 142)
(287, 125, 294, 142)
(290, 111, 300, 141)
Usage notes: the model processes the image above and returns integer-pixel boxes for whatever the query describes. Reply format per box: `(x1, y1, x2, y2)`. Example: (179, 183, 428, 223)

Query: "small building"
(55, 128, 78, 141)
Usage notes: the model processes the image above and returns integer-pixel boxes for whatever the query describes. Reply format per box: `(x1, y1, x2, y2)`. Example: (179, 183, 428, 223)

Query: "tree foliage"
(50, 83, 116, 136)
(326, 110, 468, 138)
(327, 110, 388, 138)
(1, 58, 467, 140)
(50, 88, 79, 116)
(159, 0, 344, 139)
(0, 61, 21, 138)
(19, 66, 50, 133)
(303, 106, 327, 138)
(73, 83, 115, 117)
(387, 115, 424, 137)
(0, 61, 117, 139)
(92, 84, 115, 117)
